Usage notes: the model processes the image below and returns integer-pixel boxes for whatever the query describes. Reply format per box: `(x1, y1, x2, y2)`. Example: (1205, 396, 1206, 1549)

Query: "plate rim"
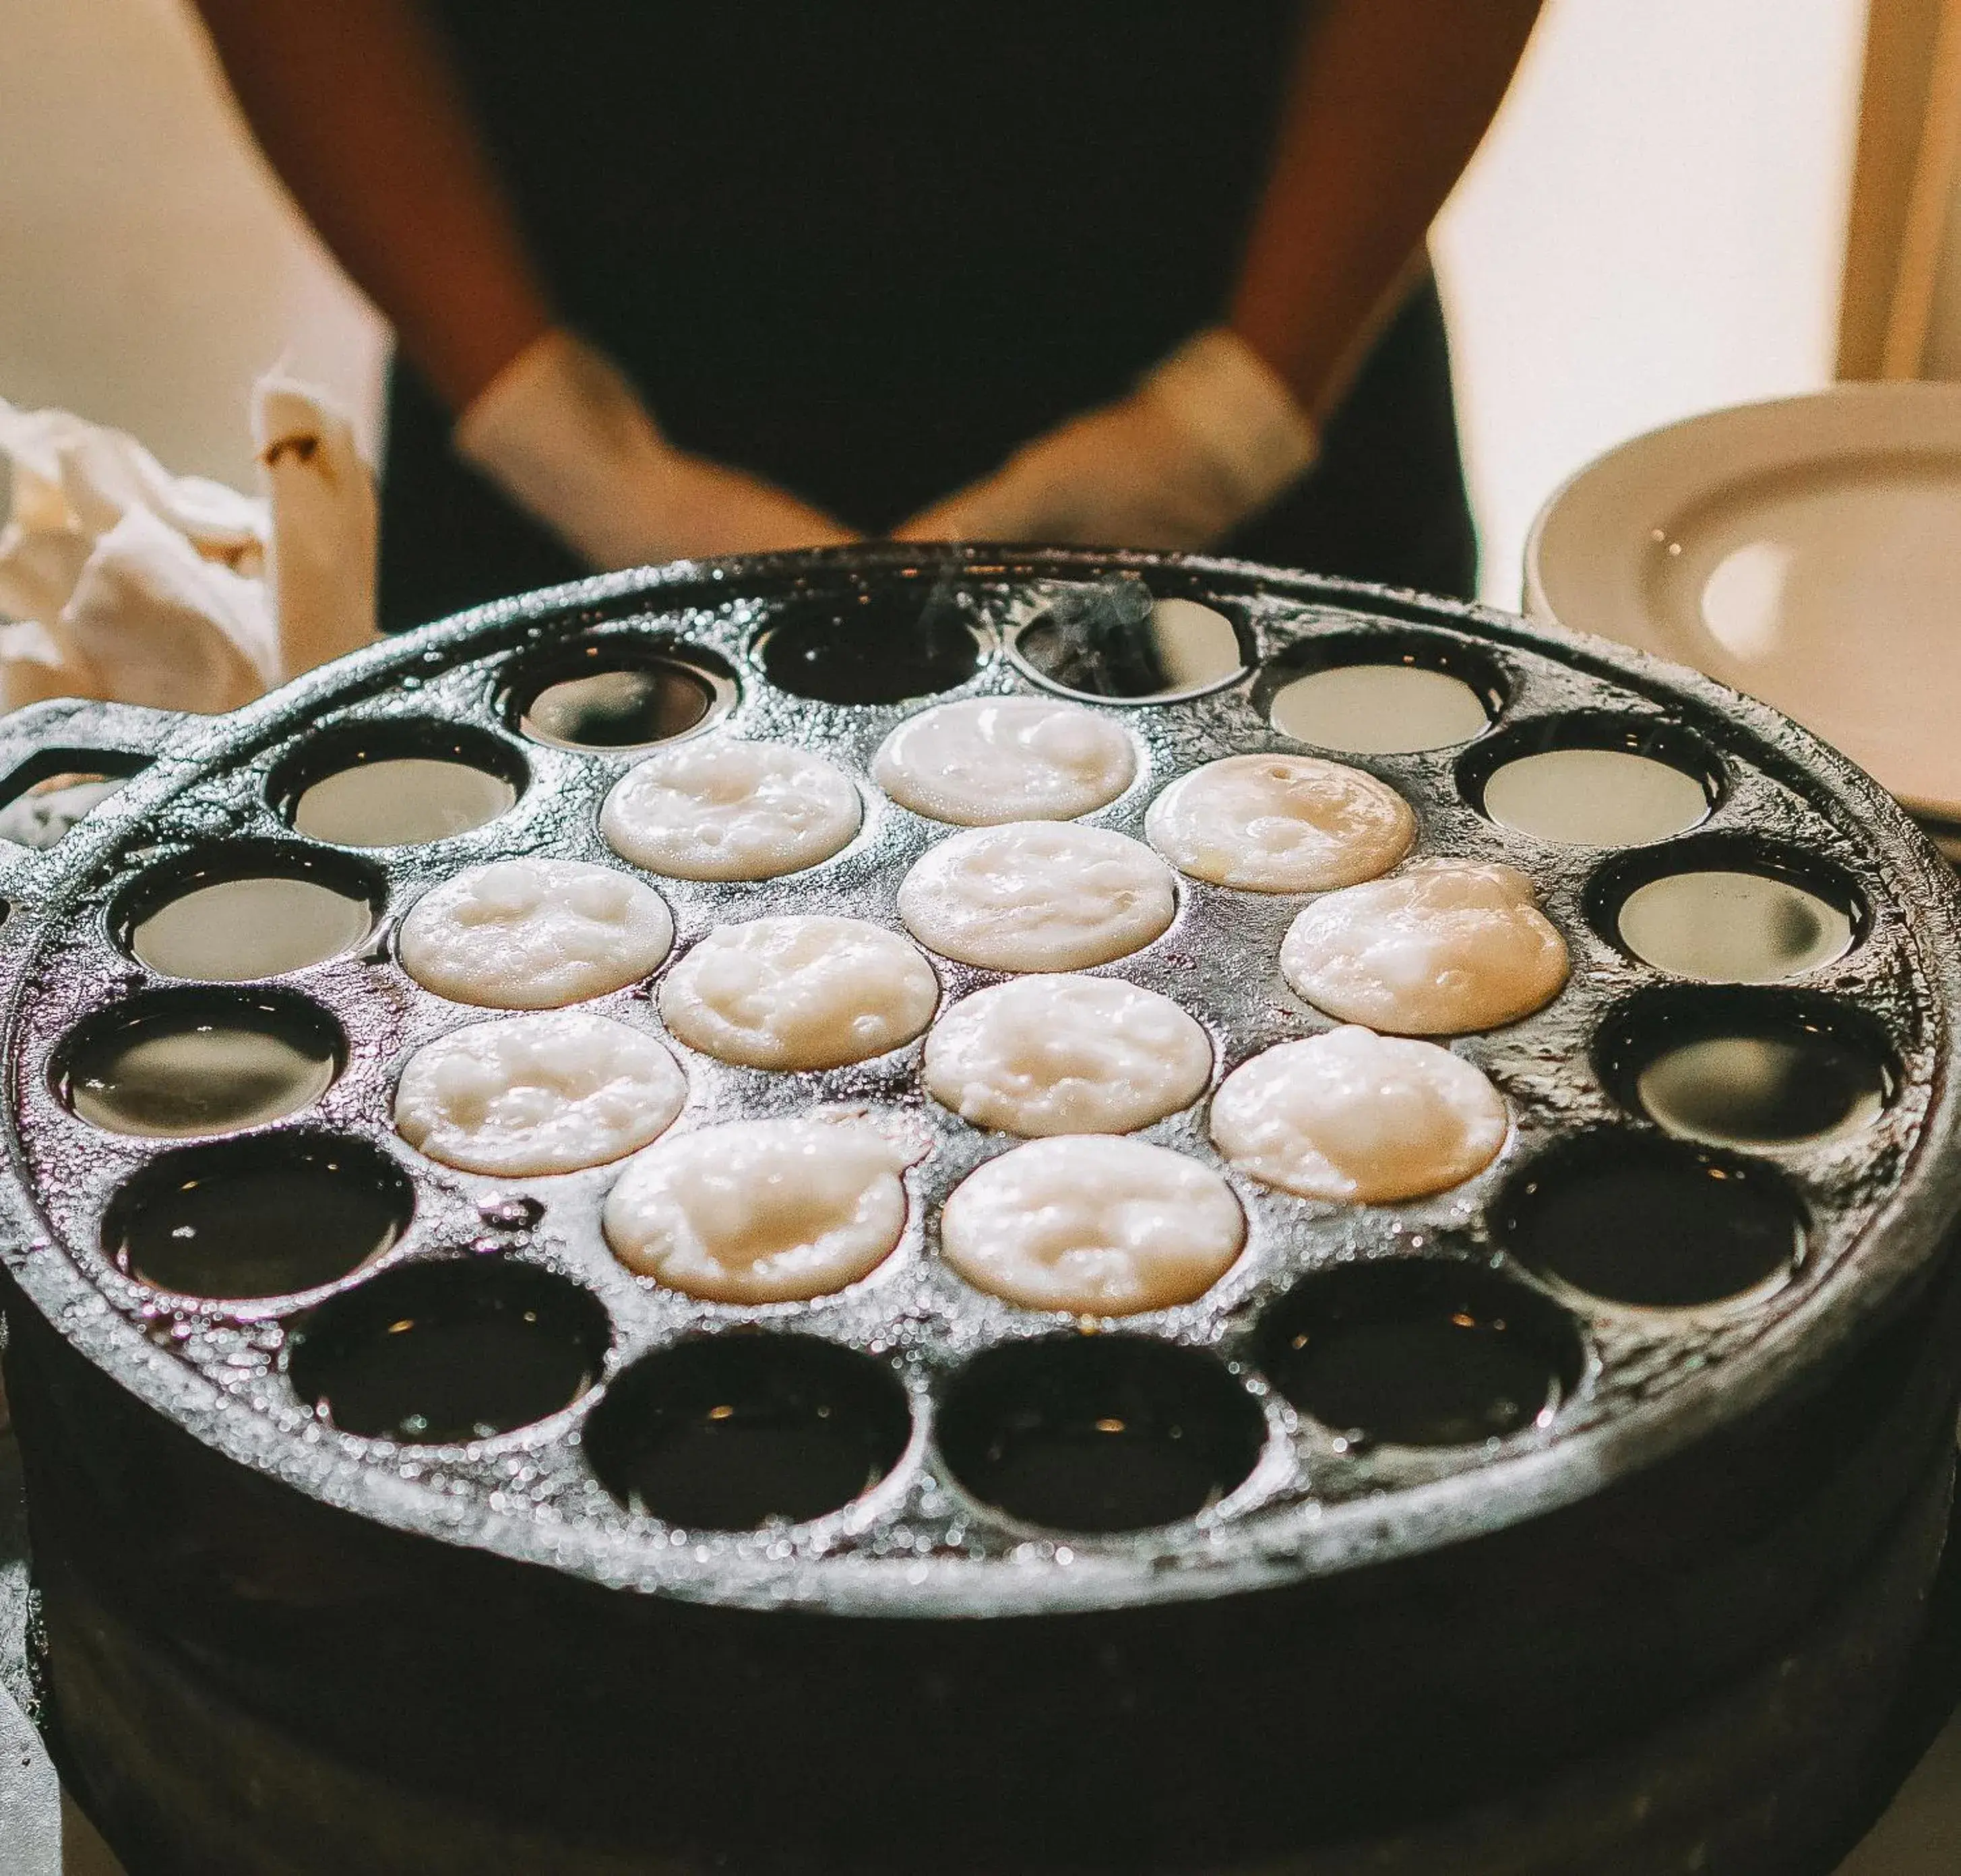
(1523, 381, 1961, 814)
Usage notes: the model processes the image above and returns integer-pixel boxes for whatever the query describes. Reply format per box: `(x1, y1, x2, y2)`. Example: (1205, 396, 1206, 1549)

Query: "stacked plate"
(1526, 383, 1961, 850)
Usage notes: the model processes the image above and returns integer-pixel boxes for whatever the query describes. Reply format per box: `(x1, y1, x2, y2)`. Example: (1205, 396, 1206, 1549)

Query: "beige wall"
(0, 0, 385, 487)
(0, 0, 1866, 606)
(1433, 0, 1867, 601)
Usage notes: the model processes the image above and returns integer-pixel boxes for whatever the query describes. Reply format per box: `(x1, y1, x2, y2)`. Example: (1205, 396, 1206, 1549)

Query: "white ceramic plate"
(1524, 384, 1961, 819)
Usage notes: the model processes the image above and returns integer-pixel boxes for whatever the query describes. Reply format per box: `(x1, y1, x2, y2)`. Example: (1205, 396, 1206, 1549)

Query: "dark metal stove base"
(11, 1387, 1961, 1876)
(10, 1456, 1950, 1876)
(30, 1466, 1961, 1874)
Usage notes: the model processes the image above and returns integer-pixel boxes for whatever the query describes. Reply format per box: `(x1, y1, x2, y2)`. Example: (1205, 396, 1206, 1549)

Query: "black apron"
(379, 1, 1474, 631)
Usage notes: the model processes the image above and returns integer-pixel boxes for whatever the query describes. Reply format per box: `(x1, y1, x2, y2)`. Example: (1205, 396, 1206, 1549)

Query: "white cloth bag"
(0, 373, 379, 713)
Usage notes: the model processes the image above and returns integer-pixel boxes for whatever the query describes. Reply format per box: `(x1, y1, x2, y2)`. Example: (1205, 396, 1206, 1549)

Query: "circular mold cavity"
(1597, 989, 1898, 1152)
(1210, 1028, 1509, 1203)
(584, 1335, 912, 1530)
(1144, 753, 1414, 894)
(897, 821, 1177, 973)
(1011, 577, 1249, 702)
(937, 1137, 1245, 1317)
(1256, 1261, 1584, 1448)
(602, 1116, 915, 1305)
(600, 739, 863, 883)
(1261, 631, 1505, 755)
(937, 1336, 1266, 1534)
(55, 988, 345, 1139)
(872, 695, 1137, 827)
(271, 721, 527, 848)
(754, 586, 987, 704)
(1463, 714, 1722, 848)
(503, 635, 737, 750)
(102, 1133, 411, 1301)
(659, 914, 939, 1069)
(1495, 1133, 1805, 1309)
(923, 974, 1213, 1138)
(1278, 858, 1568, 1036)
(114, 844, 383, 981)
(396, 858, 675, 1011)
(394, 1010, 687, 1178)
(286, 1259, 611, 1444)
(1591, 839, 1863, 984)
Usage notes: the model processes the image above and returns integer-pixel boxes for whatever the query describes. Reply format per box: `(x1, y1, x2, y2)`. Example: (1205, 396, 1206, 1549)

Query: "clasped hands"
(457, 327, 1317, 568)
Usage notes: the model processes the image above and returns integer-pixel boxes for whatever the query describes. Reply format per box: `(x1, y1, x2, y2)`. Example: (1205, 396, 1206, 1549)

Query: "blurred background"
(4, 0, 1932, 606)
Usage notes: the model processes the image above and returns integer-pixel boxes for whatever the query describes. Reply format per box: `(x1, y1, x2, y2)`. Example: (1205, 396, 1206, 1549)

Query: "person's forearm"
(193, 0, 551, 410)
(1231, 0, 1543, 423)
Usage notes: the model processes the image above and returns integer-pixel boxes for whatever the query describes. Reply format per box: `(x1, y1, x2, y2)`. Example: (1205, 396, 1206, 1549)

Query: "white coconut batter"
(600, 739, 861, 881)
(397, 858, 674, 1009)
(604, 1115, 915, 1302)
(1144, 753, 1413, 892)
(394, 1010, 687, 1176)
(897, 821, 1177, 972)
(939, 1136, 1244, 1315)
(1210, 1026, 1508, 1202)
(1280, 860, 1569, 1035)
(873, 695, 1135, 825)
(924, 975, 1212, 1136)
(659, 915, 940, 1069)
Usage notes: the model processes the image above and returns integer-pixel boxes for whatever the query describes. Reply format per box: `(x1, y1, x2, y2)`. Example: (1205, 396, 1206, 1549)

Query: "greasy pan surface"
(0, 546, 1957, 1623)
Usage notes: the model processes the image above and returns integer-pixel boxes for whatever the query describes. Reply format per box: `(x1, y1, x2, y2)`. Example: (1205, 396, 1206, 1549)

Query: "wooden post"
(1838, 0, 1961, 379)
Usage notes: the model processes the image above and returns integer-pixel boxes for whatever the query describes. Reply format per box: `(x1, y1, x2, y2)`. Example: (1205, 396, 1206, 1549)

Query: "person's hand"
(896, 328, 1315, 551)
(456, 330, 857, 568)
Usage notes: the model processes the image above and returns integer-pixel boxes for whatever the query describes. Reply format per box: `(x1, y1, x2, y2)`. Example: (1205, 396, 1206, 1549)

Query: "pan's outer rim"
(2, 544, 1958, 1619)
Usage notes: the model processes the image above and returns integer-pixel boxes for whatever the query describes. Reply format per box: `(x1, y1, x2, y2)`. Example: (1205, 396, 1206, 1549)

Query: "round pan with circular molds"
(7, 548, 1948, 1595)
(3, 549, 1959, 1876)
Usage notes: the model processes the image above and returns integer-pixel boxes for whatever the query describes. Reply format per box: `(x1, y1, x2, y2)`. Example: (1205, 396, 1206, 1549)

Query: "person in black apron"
(195, 3, 1543, 631)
